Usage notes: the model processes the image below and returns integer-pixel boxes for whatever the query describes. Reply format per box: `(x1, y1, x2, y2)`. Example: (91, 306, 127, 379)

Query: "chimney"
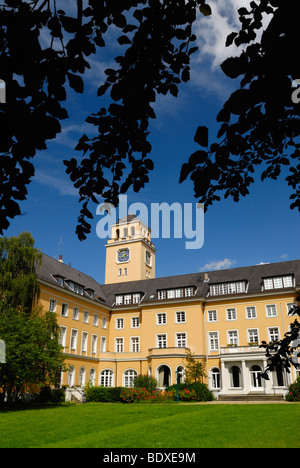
(58, 255, 63, 263)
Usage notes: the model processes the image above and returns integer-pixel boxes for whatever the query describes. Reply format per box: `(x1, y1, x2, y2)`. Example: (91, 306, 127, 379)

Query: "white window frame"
(175, 311, 186, 323)
(116, 317, 124, 329)
(49, 298, 57, 312)
(70, 329, 78, 351)
(116, 295, 123, 306)
(115, 337, 124, 353)
(227, 330, 239, 346)
(176, 332, 187, 348)
(185, 287, 194, 297)
(72, 306, 79, 321)
(59, 326, 67, 349)
(268, 327, 280, 342)
(83, 310, 89, 323)
(131, 316, 140, 328)
(207, 309, 217, 322)
(91, 334, 97, 355)
(102, 316, 107, 329)
(124, 294, 131, 305)
(246, 306, 257, 319)
(157, 334, 167, 348)
(130, 336, 140, 352)
(123, 369, 138, 388)
(133, 293, 141, 304)
(157, 313, 167, 325)
(247, 328, 259, 344)
(61, 302, 68, 317)
(266, 304, 277, 318)
(208, 331, 219, 351)
(99, 369, 113, 387)
(158, 290, 166, 300)
(93, 313, 99, 326)
(81, 331, 88, 353)
(100, 336, 107, 353)
(226, 308, 237, 321)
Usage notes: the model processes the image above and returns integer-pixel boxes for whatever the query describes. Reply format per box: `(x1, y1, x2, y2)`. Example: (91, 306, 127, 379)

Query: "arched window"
(123, 228, 128, 237)
(67, 366, 75, 386)
(230, 366, 241, 388)
(211, 367, 221, 389)
(123, 369, 138, 388)
(116, 228, 120, 238)
(100, 369, 113, 387)
(131, 226, 135, 236)
(89, 368, 96, 386)
(79, 367, 86, 387)
(176, 365, 185, 384)
(157, 365, 171, 388)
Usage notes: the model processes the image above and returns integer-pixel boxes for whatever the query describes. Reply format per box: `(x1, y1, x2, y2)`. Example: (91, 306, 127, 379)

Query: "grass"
(0, 402, 299, 448)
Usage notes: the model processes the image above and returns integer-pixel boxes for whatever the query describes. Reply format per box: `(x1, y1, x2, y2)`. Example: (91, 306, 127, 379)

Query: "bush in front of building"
(85, 385, 123, 402)
(167, 382, 215, 402)
(133, 375, 158, 392)
(38, 386, 66, 403)
(285, 376, 300, 402)
(120, 387, 175, 403)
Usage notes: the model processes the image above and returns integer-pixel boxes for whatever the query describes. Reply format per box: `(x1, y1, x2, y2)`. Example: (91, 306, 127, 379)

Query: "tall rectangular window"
(115, 338, 124, 353)
(175, 311, 186, 323)
(209, 332, 219, 351)
(227, 330, 238, 345)
(226, 308, 237, 320)
(70, 329, 78, 351)
(81, 332, 88, 352)
(157, 313, 166, 325)
(266, 304, 277, 317)
(131, 337, 140, 352)
(176, 333, 187, 348)
(246, 306, 256, 319)
(208, 310, 217, 322)
(157, 334, 167, 348)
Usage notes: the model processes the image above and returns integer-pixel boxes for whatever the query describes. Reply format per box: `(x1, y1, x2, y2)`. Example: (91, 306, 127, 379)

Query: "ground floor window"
(123, 369, 138, 387)
(100, 369, 113, 387)
(157, 365, 171, 387)
(67, 366, 75, 386)
(79, 367, 86, 387)
(250, 365, 262, 388)
(211, 367, 221, 389)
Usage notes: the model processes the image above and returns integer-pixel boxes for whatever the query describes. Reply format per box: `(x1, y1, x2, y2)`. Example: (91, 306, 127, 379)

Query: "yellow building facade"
(37, 216, 300, 399)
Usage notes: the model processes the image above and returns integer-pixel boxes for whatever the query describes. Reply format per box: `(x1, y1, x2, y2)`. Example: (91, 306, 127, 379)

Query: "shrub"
(85, 385, 123, 403)
(133, 375, 157, 392)
(38, 386, 65, 403)
(120, 387, 175, 403)
(285, 376, 300, 402)
(167, 382, 214, 402)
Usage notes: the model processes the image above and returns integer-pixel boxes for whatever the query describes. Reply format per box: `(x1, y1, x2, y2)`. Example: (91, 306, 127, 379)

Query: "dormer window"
(53, 275, 64, 286)
(66, 281, 84, 295)
(85, 288, 95, 299)
(263, 275, 293, 290)
(209, 281, 246, 296)
(115, 292, 142, 306)
(158, 287, 195, 300)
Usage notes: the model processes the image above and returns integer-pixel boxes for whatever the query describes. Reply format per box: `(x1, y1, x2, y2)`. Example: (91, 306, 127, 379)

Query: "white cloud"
(199, 258, 236, 271)
(34, 169, 78, 197)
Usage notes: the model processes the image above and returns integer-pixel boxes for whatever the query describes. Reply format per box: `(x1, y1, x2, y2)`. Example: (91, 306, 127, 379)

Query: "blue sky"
(4, 0, 300, 284)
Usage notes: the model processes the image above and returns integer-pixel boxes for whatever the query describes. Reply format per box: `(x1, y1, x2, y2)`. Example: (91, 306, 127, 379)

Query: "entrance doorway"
(157, 365, 171, 388)
(250, 365, 263, 389)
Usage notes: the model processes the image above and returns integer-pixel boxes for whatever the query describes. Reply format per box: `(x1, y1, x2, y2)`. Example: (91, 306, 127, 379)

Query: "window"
(59, 326, 67, 349)
(210, 281, 246, 296)
(157, 334, 167, 348)
(286, 302, 297, 315)
(246, 306, 256, 319)
(248, 329, 259, 344)
(67, 366, 75, 386)
(264, 275, 293, 290)
(91, 335, 97, 354)
(268, 327, 280, 342)
(124, 369, 137, 388)
(116, 318, 124, 329)
(100, 369, 113, 387)
(176, 333, 187, 348)
(266, 304, 277, 317)
(61, 303, 68, 317)
(157, 313, 167, 325)
(70, 329, 78, 351)
(207, 310, 217, 322)
(118, 268, 122, 276)
(116, 295, 123, 306)
(185, 287, 194, 297)
(130, 337, 140, 352)
(83, 310, 89, 323)
(49, 299, 57, 312)
(81, 332, 88, 352)
(100, 336, 106, 353)
(115, 338, 124, 353)
(131, 317, 140, 328)
(158, 291, 166, 300)
(227, 330, 238, 345)
(209, 332, 219, 351)
(211, 368, 221, 389)
(124, 268, 127, 276)
(79, 367, 86, 387)
(226, 308, 237, 320)
(124, 294, 131, 305)
(167, 289, 175, 299)
(145, 250, 152, 266)
(72, 307, 79, 320)
(176, 289, 183, 298)
(133, 293, 141, 304)
(102, 316, 107, 328)
(89, 368, 96, 386)
(93, 314, 99, 326)
(175, 311, 186, 323)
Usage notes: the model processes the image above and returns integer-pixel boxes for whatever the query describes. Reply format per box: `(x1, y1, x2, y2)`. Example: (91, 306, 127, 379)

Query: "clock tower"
(104, 215, 156, 284)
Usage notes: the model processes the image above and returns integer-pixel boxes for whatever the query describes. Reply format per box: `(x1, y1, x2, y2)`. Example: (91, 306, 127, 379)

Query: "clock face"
(118, 249, 129, 263)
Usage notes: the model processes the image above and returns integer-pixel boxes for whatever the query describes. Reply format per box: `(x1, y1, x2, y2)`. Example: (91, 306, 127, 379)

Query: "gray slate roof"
(38, 253, 300, 308)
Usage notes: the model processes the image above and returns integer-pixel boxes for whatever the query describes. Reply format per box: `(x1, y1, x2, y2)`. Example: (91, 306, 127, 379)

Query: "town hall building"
(37, 215, 300, 400)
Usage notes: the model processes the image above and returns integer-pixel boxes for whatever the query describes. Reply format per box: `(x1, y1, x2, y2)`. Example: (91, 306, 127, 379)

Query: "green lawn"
(0, 403, 299, 448)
